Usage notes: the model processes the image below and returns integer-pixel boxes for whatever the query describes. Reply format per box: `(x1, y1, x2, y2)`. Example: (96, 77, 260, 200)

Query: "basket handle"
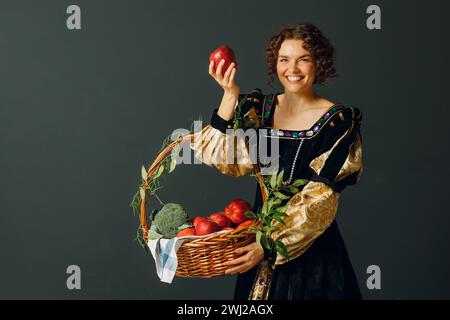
(139, 133, 268, 243)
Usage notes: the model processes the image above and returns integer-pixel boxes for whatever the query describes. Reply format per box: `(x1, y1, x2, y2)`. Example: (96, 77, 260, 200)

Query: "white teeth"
(287, 76, 303, 81)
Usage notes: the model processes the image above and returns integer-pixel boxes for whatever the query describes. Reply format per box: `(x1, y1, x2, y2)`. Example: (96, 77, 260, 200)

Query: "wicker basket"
(139, 133, 267, 278)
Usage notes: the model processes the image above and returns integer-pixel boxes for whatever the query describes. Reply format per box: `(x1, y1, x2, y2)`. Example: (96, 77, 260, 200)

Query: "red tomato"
(195, 220, 220, 236)
(224, 199, 252, 225)
(236, 220, 254, 231)
(176, 228, 196, 237)
(209, 45, 237, 77)
(208, 212, 231, 229)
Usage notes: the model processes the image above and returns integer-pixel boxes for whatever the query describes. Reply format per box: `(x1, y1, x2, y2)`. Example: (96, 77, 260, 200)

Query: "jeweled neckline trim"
(260, 93, 344, 139)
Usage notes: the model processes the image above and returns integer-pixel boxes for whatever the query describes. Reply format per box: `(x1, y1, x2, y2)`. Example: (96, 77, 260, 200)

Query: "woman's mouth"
(286, 76, 304, 83)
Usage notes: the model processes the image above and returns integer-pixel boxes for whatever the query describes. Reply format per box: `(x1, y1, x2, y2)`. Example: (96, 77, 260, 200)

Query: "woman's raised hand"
(209, 59, 239, 97)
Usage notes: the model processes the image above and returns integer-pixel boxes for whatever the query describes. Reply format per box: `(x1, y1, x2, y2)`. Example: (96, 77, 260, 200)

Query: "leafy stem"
(131, 116, 202, 247)
(248, 170, 309, 260)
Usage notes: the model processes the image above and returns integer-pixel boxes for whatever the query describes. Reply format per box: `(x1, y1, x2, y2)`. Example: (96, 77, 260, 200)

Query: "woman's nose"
(288, 61, 300, 73)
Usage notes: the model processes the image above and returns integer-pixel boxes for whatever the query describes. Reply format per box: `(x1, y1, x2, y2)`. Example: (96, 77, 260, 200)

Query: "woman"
(190, 22, 363, 300)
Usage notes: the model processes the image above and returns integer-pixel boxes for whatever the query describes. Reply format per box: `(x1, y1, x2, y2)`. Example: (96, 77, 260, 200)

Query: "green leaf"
(292, 179, 308, 187)
(288, 186, 299, 194)
(275, 240, 289, 259)
(272, 210, 288, 218)
(276, 169, 285, 187)
(261, 233, 270, 250)
(169, 157, 177, 173)
(267, 199, 274, 212)
(153, 164, 164, 179)
(273, 191, 290, 200)
(256, 230, 262, 245)
(261, 201, 268, 216)
(139, 187, 146, 200)
(263, 225, 278, 232)
(131, 200, 140, 215)
(244, 210, 256, 219)
(271, 198, 282, 208)
(273, 215, 286, 225)
(141, 166, 148, 181)
(269, 212, 287, 223)
(270, 172, 277, 189)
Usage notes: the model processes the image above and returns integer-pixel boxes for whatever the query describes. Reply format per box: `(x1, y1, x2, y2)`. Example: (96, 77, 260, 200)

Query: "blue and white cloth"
(147, 231, 229, 283)
(147, 237, 188, 283)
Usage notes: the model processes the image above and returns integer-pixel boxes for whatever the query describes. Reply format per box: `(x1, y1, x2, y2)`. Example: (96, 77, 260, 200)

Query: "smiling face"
(276, 39, 316, 93)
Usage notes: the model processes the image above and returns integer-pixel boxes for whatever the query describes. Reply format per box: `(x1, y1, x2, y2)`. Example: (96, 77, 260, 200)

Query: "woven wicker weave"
(139, 133, 267, 278)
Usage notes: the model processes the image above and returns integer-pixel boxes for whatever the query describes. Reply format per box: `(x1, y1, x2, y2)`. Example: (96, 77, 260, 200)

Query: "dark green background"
(1, 0, 449, 299)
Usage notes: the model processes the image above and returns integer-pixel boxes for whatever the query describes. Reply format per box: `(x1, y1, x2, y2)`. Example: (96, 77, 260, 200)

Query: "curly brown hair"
(265, 22, 337, 88)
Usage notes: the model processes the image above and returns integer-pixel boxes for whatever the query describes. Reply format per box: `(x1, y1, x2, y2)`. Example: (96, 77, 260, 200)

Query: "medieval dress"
(190, 89, 363, 300)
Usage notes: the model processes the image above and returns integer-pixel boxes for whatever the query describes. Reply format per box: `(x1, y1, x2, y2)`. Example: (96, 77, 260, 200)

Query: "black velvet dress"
(204, 89, 363, 300)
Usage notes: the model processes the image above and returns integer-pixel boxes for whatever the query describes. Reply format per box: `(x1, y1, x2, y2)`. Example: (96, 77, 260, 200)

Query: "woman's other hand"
(209, 59, 239, 97)
(223, 242, 264, 275)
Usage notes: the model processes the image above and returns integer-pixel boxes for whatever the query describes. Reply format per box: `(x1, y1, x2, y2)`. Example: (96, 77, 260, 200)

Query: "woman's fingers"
(229, 67, 236, 85)
(215, 59, 226, 79)
(222, 253, 249, 267)
(223, 62, 234, 80)
(209, 59, 238, 93)
(233, 243, 251, 256)
(224, 253, 256, 274)
(208, 60, 214, 76)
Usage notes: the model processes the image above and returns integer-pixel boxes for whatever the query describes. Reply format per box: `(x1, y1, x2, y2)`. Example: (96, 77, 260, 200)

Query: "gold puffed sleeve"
(269, 107, 363, 265)
(189, 90, 263, 177)
(190, 124, 257, 177)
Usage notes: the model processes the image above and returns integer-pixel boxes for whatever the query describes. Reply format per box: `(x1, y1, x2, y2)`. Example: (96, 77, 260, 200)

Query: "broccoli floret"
(153, 203, 189, 238)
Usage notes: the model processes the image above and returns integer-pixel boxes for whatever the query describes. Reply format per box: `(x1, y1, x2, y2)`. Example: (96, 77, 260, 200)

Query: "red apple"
(209, 45, 237, 77)
(195, 219, 220, 236)
(208, 212, 231, 229)
(192, 216, 207, 228)
(224, 199, 252, 225)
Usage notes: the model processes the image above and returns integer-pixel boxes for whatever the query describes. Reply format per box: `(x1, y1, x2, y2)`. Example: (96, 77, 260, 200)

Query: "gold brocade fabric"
(269, 181, 340, 265)
(248, 260, 274, 300)
(336, 132, 363, 183)
(190, 125, 257, 177)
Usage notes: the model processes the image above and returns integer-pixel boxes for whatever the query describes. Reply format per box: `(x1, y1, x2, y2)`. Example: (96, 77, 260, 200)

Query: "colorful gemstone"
(299, 131, 306, 138)
(306, 130, 313, 137)
(313, 125, 319, 132)
(292, 131, 299, 138)
(324, 113, 330, 119)
(277, 130, 284, 136)
(259, 278, 265, 285)
(284, 131, 292, 137)
(318, 119, 324, 124)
